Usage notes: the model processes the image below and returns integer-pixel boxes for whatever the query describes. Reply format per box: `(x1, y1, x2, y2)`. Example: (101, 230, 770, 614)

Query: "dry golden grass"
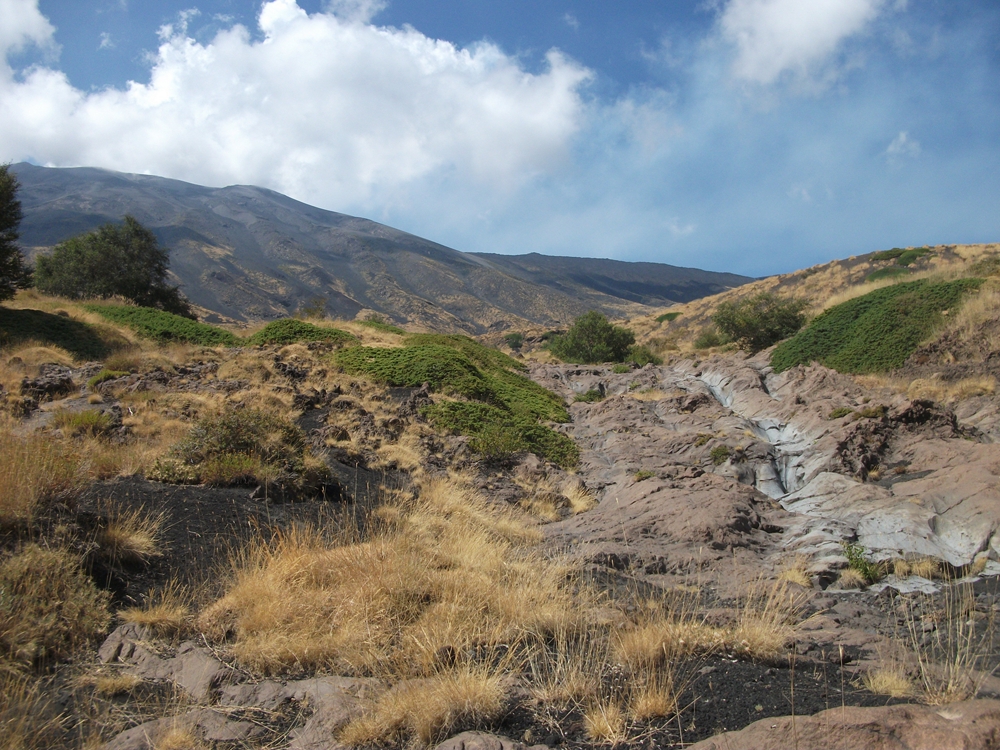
(628, 675, 677, 721)
(563, 479, 597, 514)
(835, 568, 869, 589)
(0, 426, 82, 527)
(583, 700, 627, 744)
(199, 477, 576, 677)
(339, 667, 505, 747)
(121, 582, 190, 637)
(90, 673, 144, 697)
(154, 727, 207, 750)
(0, 673, 71, 750)
(910, 558, 942, 580)
(728, 579, 805, 661)
(97, 505, 165, 566)
(862, 667, 913, 698)
(777, 557, 813, 589)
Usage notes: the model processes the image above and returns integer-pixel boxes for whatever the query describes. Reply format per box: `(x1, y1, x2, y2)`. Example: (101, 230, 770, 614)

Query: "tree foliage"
(35, 215, 193, 317)
(712, 292, 807, 353)
(0, 164, 31, 302)
(547, 311, 636, 363)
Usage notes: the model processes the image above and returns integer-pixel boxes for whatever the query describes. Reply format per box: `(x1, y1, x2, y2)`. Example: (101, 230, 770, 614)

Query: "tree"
(0, 164, 31, 302)
(548, 311, 635, 363)
(712, 292, 807, 353)
(35, 215, 193, 317)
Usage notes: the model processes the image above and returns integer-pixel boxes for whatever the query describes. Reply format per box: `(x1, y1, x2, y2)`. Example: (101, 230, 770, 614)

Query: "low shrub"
(871, 248, 906, 261)
(547, 311, 635, 364)
(612, 363, 631, 374)
(87, 369, 129, 389)
(246, 319, 357, 347)
(627, 344, 662, 367)
(52, 408, 115, 437)
(897, 247, 931, 266)
(969, 255, 1000, 277)
(842, 542, 883, 584)
(866, 267, 911, 283)
(85, 304, 240, 347)
(709, 445, 731, 465)
(827, 407, 854, 420)
(712, 292, 807, 353)
(655, 311, 682, 324)
(574, 389, 605, 403)
(693, 328, 726, 349)
(503, 332, 524, 350)
(634, 470, 655, 481)
(358, 316, 406, 335)
(771, 278, 983, 374)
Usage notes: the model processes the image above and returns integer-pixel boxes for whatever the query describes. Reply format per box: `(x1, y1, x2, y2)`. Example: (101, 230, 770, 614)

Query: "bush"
(693, 328, 726, 349)
(612, 363, 631, 374)
(709, 445, 731, 465)
(87, 369, 129, 389)
(35, 215, 192, 316)
(842, 542, 883, 584)
(246, 319, 357, 347)
(656, 311, 681, 324)
(627, 344, 662, 366)
(85, 304, 241, 347)
(827, 407, 854, 420)
(897, 247, 930, 266)
(871, 248, 906, 261)
(358, 318, 405, 335)
(574, 388, 605, 403)
(52, 409, 115, 437)
(771, 278, 982, 374)
(865, 267, 911, 283)
(503, 332, 524, 350)
(547, 311, 635, 364)
(712, 292, 807, 353)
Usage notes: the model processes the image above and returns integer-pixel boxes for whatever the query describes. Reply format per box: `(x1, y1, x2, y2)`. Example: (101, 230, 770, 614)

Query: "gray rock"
(434, 731, 551, 750)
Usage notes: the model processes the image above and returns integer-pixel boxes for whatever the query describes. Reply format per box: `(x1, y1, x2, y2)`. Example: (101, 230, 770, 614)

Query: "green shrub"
(85, 304, 240, 347)
(693, 328, 726, 349)
(574, 389, 605, 403)
(694, 433, 713, 447)
(503, 332, 524, 350)
(842, 542, 883, 584)
(634, 470, 655, 481)
(469, 422, 527, 462)
(709, 445, 731, 465)
(151, 407, 326, 488)
(53, 409, 115, 437)
(969, 255, 1000, 277)
(712, 292, 808, 353)
(627, 344, 662, 366)
(771, 278, 982, 374)
(246, 319, 357, 347)
(87, 369, 129, 389)
(612, 363, 631, 374)
(656, 311, 682, 324)
(901, 247, 930, 266)
(547, 311, 635, 364)
(871, 248, 906, 261)
(857, 404, 886, 419)
(358, 318, 406, 335)
(865, 267, 911, 283)
(827, 407, 854, 420)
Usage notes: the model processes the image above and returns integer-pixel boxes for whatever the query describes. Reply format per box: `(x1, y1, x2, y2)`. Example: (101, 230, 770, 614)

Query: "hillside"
(11, 163, 751, 332)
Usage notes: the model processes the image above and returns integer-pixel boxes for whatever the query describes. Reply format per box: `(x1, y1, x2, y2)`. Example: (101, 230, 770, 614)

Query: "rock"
(20, 364, 76, 400)
(98, 624, 237, 702)
(686, 699, 1000, 750)
(101, 708, 258, 750)
(434, 731, 551, 750)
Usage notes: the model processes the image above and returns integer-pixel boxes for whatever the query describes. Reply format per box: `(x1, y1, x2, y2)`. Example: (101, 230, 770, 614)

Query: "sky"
(1, 0, 998, 276)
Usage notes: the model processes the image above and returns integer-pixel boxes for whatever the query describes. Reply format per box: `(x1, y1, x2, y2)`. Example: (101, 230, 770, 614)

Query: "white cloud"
(325, 0, 386, 24)
(564, 13, 579, 31)
(0, 0, 592, 207)
(886, 130, 920, 162)
(99, 32, 114, 50)
(718, 0, 886, 86)
(0, 0, 56, 59)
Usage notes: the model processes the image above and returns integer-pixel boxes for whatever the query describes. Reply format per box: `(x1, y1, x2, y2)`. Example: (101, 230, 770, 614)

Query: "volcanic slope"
(11, 163, 750, 331)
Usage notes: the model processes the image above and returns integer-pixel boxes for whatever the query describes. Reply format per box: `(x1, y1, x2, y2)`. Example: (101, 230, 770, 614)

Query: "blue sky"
(1, 0, 998, 276)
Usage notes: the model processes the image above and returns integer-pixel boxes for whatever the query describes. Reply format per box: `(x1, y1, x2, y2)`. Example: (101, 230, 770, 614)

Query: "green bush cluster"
(245, 319, 357, 347)
(693, 328, 727, 350)
(709, 445, 731, 465)
(712, 292, 808, 353)
(865, 267, 911, 283)
(969, 255, 1000, 277)
(547, 311, 635, 364)
(770, 278, 982, 374)
(842, 542, 883, 584)
(827, 407, 854, 420)
(574, 388, 605, 403)
(151, 407, 328, 490)
(358, 318, 406, 335)
(85, 304, 240, 347)
(336, 334, 576, 466)
(627, 344, 662, 366)
(87, 369, 129, 389)
(656, 311, 682, 324)
(503, 332, 524, 350)
(866, 247, 931, 282)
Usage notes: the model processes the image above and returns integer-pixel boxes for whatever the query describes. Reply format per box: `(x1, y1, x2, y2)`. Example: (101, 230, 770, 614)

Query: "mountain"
(11, 163, 751, 332)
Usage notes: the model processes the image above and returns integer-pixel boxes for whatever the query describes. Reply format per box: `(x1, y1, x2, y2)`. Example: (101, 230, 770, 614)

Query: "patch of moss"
(246, 319, 357, 347)
(84, 304, 240, 347)
(771, 278, 983, 374)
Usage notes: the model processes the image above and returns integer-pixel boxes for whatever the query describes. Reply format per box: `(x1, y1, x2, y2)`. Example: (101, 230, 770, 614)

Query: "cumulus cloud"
(98, 32, 114, 50)
(0, 0, 56, 59)
(0, 0, 591, 206)
(717, 0, 886, 86)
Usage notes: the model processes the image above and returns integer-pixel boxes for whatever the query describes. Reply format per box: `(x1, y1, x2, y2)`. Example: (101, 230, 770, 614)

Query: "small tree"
(35, 215, 193, 317)
(0, 164, 31, 302)
(548, 311, 635, 363)
(712, 292, 807, 353)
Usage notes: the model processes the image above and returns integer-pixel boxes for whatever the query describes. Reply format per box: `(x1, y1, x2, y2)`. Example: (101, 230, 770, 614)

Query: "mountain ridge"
(11, 163, 751, 332)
